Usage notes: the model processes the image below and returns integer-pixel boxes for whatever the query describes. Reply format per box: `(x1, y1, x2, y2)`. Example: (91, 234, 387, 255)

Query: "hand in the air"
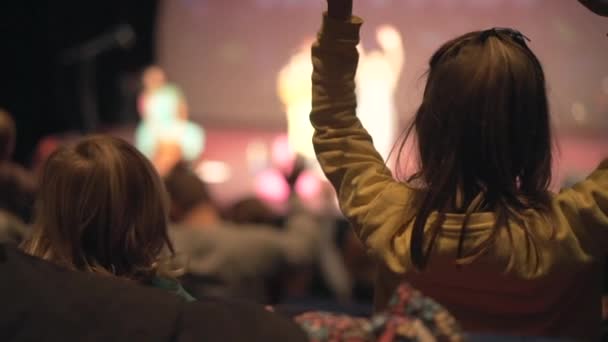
(376, 25, 402, 50)
(578, 0, 608, 17)
(327, 0, 353, 20)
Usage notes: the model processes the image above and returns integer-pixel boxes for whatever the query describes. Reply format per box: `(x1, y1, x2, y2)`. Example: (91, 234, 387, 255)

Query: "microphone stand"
(60, 24, 135, 133)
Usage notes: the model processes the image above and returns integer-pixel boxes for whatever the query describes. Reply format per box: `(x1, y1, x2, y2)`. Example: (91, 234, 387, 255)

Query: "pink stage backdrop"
(151, 0, 607, 204)
(157, 0, 608, 133)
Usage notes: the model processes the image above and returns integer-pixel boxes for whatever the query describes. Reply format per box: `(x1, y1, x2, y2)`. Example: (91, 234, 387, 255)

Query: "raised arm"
(327, 0, 353, 20)
(557, 159, 608, 250)
(310, 2, 407, 237)
(556, 1, 608, 250)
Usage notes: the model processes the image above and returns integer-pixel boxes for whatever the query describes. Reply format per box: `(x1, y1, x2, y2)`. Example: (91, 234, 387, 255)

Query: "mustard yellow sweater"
(311, 14, 608, 340)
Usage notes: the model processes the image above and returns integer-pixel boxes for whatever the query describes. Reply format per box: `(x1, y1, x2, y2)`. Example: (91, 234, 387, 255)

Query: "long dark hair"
(396, 28, 553, 270)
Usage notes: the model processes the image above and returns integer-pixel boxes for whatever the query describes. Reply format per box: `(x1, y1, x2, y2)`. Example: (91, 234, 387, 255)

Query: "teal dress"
(149, 277, 196, 302)
(136, 84, 205, 161)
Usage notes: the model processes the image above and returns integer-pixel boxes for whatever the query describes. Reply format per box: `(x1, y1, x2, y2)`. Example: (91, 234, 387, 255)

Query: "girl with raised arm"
(311, 0, 608, 339)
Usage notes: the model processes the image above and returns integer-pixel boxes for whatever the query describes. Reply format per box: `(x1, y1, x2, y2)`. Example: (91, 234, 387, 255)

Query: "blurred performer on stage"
(277, 40, 326, 204)
(135, 66, 205, 175)
(278, 39, 316, 162)
(356, 25, 404, 161)
(278, 27, 404, 164)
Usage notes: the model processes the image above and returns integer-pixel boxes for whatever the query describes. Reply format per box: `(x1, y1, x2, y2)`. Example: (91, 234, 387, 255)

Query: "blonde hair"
(23, 135, 175, 282)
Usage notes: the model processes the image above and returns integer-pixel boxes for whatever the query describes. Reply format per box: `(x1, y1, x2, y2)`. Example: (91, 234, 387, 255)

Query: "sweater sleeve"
(556, 159, 608, 252)
(310, 14, 414, 270)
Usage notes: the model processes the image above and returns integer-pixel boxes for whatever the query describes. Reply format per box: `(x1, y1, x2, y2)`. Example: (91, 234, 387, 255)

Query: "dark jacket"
(0, 244, 307, 342)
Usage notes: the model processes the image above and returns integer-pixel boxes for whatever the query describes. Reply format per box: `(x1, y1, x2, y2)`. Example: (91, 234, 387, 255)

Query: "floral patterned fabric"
(295, 283, 463, 342)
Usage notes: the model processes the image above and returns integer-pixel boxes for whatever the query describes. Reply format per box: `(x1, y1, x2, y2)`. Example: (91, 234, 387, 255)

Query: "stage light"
(271, 134, 296, 175)
(294, 170, 322, 201)
(196, 160, 232, 184)
(254, 168, 290, 203)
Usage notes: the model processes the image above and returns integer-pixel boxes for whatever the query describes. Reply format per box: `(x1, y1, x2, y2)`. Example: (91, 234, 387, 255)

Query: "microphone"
(113, 24, 136, 50)
(60, 24, 137, 63)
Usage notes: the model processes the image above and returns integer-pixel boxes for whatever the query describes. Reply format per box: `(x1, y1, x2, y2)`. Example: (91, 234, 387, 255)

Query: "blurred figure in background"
(278, 27, 404, 165)
(164, 162, 351, 304)
(165, 162, 316, 303)
(0, 163, 35, 245)
(278, 38, 316, 162)
(135, 66, 205, 176)
(0, 109, 35, 245)
(356, 25, 404, 161)
(223, 196, 286, 303)
(339, 227, 376, 304)
(30, 135, 62, 175)
(224, 196, 281, 228)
